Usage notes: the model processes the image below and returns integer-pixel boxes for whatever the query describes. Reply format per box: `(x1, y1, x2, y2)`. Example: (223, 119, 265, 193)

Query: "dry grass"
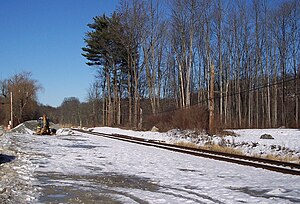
(254, 154, 300, 164)
(60, 124, 74, 128)
(174, 141, 199, 149)
(173, 141, 300, 164)
(216, 130, 239, 137)
(201, 144, 244, 155)
(173, 141, 244, 155)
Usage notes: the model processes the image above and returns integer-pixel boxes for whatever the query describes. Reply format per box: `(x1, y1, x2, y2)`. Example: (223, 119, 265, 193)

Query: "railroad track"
(73, 129, 300, 176)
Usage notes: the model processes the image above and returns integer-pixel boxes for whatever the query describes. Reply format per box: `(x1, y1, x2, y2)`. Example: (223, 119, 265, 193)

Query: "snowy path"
(1, 132, 300, 203)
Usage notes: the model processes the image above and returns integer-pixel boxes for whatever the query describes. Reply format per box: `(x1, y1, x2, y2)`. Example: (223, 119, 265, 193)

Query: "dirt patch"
(228, 186, 300, 203)
(36, 171, 159, 203)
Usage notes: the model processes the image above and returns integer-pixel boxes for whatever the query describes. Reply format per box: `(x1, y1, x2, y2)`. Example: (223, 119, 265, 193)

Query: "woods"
(0, 72, 41, 126)
(82, 0, 300, 130)
(1, 0, 298, 131)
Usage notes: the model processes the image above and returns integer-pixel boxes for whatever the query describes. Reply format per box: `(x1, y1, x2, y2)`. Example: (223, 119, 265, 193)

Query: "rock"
(260, 134, 274, 139)
(151, 126, 159, 132)
(252, 142, 258, 147)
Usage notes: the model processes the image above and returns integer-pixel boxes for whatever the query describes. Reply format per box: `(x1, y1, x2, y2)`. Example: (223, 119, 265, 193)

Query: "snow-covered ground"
(90, 127, 300, 161)
(0, 125, 300, 203)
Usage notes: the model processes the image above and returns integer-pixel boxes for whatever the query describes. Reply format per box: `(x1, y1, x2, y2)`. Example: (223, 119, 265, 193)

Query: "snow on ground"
(91, 127, 300, 160)
(0, 126, 4, 136)
(56, 128, 77, 135)
(223, 129, 300, 158)
(10, 123, 36, 135)
(0, 133, 39, 203)
(0, 125, 300, 203)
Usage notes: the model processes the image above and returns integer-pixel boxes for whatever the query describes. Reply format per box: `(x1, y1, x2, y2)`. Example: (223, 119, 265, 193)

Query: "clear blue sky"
(0, 0, 119, 107)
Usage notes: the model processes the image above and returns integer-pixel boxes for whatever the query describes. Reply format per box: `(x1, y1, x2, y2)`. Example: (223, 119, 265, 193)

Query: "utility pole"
(10, 91, 13, 128)
(209, 63, 215, 134)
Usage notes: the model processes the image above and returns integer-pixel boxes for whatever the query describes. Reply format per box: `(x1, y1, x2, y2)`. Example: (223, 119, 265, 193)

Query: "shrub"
(144, 106, 209, 132)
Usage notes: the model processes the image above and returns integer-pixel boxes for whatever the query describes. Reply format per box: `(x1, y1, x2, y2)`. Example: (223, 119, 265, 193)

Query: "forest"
(82, 0, 300, 131)
(1, 0, 299, 132)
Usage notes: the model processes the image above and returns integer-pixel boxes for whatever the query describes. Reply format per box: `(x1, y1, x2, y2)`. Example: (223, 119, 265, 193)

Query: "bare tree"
(169, 0, 199, 108)
(290, 0, 299, 126)
(60, 97, 81, 126)
(87, 81, 101, 127)
(118, 0, 147, 128)
(141, 0, 166, 114)
(81, 0, 300, 130)
(1, 72, 42, 125)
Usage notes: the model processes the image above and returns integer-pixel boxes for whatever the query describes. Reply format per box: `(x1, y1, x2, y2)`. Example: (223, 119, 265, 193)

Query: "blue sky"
(0, 0, 119, 107)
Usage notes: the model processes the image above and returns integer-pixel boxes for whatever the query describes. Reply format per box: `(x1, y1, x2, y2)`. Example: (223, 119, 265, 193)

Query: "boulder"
(260, 134, 274, 139)
(151, 126, 159, 132)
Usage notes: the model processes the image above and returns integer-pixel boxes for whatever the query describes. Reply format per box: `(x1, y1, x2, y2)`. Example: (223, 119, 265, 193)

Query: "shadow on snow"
(0, 154, 16, 164)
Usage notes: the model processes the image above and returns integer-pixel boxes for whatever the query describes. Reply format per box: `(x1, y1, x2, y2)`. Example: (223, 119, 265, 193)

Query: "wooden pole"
(10, 91, 13, 128)
(209, 63, 215, 134)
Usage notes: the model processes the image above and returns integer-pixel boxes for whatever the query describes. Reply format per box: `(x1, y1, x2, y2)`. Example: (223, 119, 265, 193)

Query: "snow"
(91, 127, 300, 160)
(90, 126, 167, 141)
(10, 123, 35, 135)
(228, 129, 300, 150)
(220, 129, 300, 159)
(55, 128, 76, 135)
(0, 126, 300, 203)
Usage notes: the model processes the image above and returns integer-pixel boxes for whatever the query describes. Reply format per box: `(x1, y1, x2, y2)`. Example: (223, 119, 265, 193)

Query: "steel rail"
(73, 129, 300, 176)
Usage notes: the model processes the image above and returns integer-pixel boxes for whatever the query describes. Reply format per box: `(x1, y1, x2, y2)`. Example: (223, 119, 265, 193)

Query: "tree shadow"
(0, 154, 16, 164)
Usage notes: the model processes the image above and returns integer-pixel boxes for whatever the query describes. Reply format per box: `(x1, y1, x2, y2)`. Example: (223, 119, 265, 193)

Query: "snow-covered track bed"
(74, 129, 300, 176)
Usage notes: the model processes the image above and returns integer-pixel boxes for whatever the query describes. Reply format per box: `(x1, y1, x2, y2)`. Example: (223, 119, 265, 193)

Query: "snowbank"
(10, 123, 35, 135)
(55, 128, 76, 135)
(224, 129, 300, 158)
(90, 127, 300, 160)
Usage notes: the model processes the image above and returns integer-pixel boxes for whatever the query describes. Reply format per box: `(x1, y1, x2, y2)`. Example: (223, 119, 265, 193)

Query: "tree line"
(0, 72, 41, 127)
(82, 0, 300, 130)
(1, 0, 298, 131)
(0, 72, 96, 128)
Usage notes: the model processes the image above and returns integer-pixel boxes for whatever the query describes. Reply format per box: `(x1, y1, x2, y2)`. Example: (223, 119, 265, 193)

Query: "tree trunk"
(128, 68, 132, 126)
(178, 61, 185, 108)
(144, 46, 156, 114)
(102, 79, 106, 126)
(254, 0, 260, 128)
(186, 12, 194, 108)
(106, 66, 112, 126)
(157, 41, 163, 112)
(117, 94, 121, 125)
(113, 62, 118, 125)
(217, 0, 223, 125)
(273, 19, 278, 127)
(133, 59, 139, 128)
